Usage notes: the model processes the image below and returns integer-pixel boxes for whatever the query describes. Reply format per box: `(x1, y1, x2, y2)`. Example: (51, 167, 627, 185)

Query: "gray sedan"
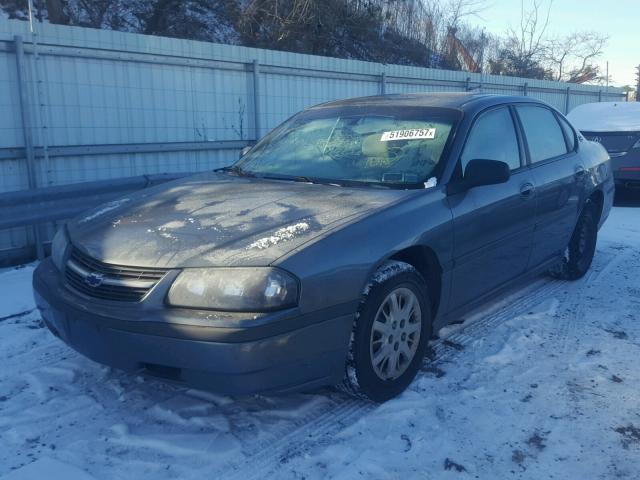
(33, 93, 614, 401)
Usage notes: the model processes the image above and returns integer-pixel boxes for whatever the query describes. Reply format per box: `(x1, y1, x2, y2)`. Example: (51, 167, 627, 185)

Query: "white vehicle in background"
(568, 102, 640, 191)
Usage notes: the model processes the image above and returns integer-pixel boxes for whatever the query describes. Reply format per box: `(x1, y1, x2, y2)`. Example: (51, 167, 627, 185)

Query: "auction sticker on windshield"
(380, 128, 436, 142)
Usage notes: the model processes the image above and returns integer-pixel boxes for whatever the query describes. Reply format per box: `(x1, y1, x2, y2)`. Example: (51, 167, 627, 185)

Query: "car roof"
(309, 92, 543, 112)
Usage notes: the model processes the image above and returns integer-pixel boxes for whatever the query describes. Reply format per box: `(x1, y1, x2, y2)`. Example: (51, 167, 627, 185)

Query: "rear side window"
(516, 105, 568, 162)
(557, 115, 576, 151)
(461, 107, 521, 172)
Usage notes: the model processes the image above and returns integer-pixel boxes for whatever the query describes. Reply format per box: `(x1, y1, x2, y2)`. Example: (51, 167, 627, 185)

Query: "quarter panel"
(580, 139, 615, 226)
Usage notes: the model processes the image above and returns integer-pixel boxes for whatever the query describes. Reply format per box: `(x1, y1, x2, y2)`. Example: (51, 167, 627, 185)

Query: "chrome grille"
(64, 247, 169, 302)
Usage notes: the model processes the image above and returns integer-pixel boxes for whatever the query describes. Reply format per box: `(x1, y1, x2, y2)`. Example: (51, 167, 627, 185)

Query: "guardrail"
(0, 140, 249, 161)
(0, 173, 191, 265)
(0, 173, 191, 230)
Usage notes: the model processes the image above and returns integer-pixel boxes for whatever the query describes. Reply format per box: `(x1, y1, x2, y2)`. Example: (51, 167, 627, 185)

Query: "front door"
(447, 106, 537, 310)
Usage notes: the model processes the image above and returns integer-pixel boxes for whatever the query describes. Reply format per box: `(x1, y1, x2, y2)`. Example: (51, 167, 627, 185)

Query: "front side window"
(516, 105, 568, 163)
(236, 106, 459, 187)
(461, 107, 521, 172)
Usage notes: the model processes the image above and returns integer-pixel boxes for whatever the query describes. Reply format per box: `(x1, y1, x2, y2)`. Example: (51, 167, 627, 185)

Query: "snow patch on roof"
(568, 102, 640, 132)
(248, 222, 310, 250)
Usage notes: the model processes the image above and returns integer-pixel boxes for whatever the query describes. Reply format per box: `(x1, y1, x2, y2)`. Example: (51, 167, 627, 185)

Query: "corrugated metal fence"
(0, 19, 626, 265)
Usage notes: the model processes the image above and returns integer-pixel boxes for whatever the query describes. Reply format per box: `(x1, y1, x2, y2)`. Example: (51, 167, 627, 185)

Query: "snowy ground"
(1, 200, 639, 480)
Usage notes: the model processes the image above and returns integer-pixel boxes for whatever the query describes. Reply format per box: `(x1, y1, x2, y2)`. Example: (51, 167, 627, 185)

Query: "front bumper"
(33, 259, 354, 395)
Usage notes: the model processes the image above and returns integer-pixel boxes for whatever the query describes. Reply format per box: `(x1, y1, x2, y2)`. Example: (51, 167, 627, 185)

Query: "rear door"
(514, 105, 584, 268)
(448, 106, 537, 310)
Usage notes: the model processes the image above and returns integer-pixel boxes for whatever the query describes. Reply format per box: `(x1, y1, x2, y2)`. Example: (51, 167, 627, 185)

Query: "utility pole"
(636, 65, 640, 102)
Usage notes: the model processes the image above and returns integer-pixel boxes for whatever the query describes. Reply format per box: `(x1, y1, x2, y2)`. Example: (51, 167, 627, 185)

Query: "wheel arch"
(388, 245, 443, 320)
(587, 188, 605, 223)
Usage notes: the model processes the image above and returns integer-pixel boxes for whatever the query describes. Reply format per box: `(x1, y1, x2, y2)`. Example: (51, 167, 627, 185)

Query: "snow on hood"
(67, 172, 412, 268)
(247, 222, 311, 250)
(568, 102, 640, 132)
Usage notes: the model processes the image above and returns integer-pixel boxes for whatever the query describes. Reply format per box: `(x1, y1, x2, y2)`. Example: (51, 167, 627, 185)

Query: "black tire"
(551, 202, 598, 280)
(342, 261, 432, 402)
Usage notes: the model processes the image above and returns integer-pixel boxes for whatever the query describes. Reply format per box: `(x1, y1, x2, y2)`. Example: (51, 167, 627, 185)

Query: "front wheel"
(551, 203, 598, 280)
(342, 261, 432, 402)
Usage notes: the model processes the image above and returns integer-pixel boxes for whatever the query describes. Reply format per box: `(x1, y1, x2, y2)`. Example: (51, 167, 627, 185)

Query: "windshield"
(236, 106, 459, 187)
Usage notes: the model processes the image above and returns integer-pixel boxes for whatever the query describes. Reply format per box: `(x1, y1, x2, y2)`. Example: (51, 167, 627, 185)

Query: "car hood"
(67, 172, 413, 268)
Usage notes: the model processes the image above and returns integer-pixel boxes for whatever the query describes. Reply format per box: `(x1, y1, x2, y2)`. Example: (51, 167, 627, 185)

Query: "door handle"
(520, 182, 535, 198)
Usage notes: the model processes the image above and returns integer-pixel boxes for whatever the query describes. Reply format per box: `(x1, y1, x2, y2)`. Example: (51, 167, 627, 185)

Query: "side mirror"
(239, 146, 252, 159)
(463, 159, 510, 189)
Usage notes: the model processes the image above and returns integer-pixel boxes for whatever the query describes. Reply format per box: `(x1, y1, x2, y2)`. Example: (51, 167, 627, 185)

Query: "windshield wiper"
(216, 165, 255, 177)
(258, 174, 318, 184)
(256, 174, 404, 189)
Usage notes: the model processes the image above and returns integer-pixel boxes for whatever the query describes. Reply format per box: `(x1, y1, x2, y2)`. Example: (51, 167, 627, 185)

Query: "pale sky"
(477, 0, 638, 88)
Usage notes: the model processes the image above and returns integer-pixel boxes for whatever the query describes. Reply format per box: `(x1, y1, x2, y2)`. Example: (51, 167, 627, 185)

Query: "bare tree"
(508, 0, 552, 68)
(445, 0, 485, 29)
(486, 0, 609, 83)
(239, 0, 314, 47)
(414, 0, 487, 70)
(45, 0, 69, 23)
(544, 31, 608, 83)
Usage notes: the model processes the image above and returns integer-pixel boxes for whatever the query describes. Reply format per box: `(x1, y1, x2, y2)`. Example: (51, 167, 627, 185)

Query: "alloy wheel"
(369, 287, 422, 380)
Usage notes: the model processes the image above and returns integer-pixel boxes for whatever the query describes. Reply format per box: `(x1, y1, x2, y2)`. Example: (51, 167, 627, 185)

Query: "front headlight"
(166, 268, 299, 312)
(51, 226, 69, 271)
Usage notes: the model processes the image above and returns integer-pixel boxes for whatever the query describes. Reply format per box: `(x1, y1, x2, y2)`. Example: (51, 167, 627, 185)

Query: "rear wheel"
(342, 261, 432, 402)
(551, 203, 598, 280)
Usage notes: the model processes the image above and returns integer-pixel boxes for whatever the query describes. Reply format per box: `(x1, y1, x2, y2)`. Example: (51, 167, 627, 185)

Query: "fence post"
(14, 35, 44, 260)
(380, 72, 386, 95)
(252, 59, 261, 141)
(523, 82, 528, 96)
(598, 89, 602, 102)
(564, 86, 571, 114)
(465, 76, 471, 91)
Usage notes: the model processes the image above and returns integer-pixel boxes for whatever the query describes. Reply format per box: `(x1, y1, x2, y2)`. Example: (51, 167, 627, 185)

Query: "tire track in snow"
(0, 309, 74, 382)
(555, 246, 627, 354)
(0, 340, 71, 381)
(217, 275, 571, 480)
(221, 395, 375, 480)
(430, 278, 564, 362)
